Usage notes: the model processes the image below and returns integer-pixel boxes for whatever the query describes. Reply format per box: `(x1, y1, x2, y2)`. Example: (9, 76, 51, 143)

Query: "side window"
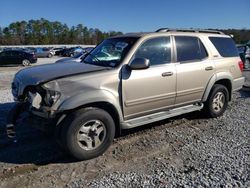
(134, 37, 171, 66)
(209, 37, 238, 57)
(11, 51, 19, 56)
(175, 36, 208, 62)
(4, 51, 12, 56)
(0, 51, 6, 57)
(18, 51, 24, 56)
(37, 48, 42, 52)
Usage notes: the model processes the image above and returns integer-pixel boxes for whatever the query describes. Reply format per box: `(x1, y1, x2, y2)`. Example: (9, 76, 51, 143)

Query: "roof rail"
(155, 28, 224, 34)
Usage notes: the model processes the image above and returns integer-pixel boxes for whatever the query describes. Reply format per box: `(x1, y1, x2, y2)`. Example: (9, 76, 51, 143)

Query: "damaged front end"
(6, 80, 62, 138)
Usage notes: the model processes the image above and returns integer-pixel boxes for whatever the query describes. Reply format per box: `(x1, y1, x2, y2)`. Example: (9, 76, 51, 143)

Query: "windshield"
(82, 37, 139, 67)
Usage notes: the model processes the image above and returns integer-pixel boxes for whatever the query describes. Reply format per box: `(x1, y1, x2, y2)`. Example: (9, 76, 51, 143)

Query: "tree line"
(221, 29, 250, 44)
(0, 18, 249, 45)
(0, 18, 123, 45)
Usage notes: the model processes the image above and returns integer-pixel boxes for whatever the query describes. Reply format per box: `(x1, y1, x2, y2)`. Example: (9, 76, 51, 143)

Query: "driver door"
(122, 36, 176, 120)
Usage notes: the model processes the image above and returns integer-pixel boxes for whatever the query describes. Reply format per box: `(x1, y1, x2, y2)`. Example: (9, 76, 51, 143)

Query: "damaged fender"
(58, 89, 123, 121)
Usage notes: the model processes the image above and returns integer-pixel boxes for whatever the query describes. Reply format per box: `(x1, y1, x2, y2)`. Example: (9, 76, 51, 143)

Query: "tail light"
(238, 61, 244, 72)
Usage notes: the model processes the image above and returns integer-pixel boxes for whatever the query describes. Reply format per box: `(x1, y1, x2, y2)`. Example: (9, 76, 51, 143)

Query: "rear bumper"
(232, 77, 245, 91)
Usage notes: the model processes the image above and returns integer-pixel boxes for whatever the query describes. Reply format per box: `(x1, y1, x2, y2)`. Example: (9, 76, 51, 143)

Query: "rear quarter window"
(209, 37, 238, 57)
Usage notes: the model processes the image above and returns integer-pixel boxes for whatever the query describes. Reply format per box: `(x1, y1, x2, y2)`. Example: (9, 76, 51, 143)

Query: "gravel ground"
(0, 70, 249, 188)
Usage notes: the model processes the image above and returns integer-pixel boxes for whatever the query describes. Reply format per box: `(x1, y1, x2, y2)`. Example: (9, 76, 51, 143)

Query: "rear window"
(209, 37, 238, 57)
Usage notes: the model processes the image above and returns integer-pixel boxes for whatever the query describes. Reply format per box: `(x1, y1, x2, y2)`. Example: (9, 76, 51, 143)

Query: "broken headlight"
(42, 81, 61, 107)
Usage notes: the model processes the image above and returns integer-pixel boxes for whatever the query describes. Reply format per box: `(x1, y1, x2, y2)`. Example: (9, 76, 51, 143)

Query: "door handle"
(162, 72, 173, 77)
(205, 66, 213, 71)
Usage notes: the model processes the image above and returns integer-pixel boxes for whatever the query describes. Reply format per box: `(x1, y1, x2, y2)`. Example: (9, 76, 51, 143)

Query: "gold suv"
(8, 28, 245, 160)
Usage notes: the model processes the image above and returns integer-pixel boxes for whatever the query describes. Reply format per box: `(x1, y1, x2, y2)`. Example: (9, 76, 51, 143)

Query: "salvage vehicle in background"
(55, 47, 94, 63)
(51, 47, 65, 56)
(0, 50, 37, 66)
(237, 44, 250, 69)
(34, 47, 54, 58)
(7, 29, 244, 160)
(61, 47, 84, 57)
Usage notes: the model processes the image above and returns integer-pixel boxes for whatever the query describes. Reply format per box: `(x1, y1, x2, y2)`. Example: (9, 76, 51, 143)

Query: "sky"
(0, 0, 249, 33)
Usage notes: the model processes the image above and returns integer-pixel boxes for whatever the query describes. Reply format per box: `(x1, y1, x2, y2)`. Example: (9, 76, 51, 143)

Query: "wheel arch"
(202, 73, 233, 102)
(57, 101, 121, 137)
(56, 90, 123, 137)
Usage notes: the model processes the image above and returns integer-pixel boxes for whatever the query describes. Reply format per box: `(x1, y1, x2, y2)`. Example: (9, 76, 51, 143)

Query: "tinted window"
(175, 36, 208, 62)
(12, 51, 20, 56)
(0, 51, 6, 56)
(134, 37, 171, 66)
(4, 51, 12, 56)
(209, 37, 238, 57)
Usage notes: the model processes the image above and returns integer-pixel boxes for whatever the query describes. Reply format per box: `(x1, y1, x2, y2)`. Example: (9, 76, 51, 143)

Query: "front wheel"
(60, 108, 115, 160)
(204, 84, 229, 118)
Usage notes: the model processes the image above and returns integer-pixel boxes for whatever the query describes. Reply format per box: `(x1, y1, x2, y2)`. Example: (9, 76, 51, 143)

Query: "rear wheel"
(22, 59, 30, 66)
(204, 84, 229, 118)
(60, 108, 115, 160)
(48, 53, 52, 58)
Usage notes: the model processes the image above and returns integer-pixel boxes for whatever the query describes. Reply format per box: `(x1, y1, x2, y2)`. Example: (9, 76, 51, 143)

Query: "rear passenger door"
(174, 36, 215, 106)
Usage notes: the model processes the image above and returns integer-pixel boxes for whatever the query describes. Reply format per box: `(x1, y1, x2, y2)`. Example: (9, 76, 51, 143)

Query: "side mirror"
(129, 58, 150, 70)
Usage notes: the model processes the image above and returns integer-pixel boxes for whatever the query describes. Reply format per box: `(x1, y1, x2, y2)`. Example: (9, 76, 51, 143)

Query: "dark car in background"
(62, 47, 84, 57)
(237, 44, 250, 69)
(55, 47, 94, 63)
(0, 50, 37, 66)
(55, 48, 67, 56)
(51, 47, 65, 56)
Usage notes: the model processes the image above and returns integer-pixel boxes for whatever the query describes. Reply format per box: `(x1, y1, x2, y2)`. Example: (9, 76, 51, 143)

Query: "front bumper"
(6, 102, 56, 138)
(6, 103, 26, 138)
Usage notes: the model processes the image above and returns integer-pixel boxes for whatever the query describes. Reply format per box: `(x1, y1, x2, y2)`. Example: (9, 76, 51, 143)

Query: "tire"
(48, 53, 52, 58)
(204, 84, 229, 118)
(22, 59, 30, 66)
(245, 59, 250, 69)
(60, 107, 115, 160)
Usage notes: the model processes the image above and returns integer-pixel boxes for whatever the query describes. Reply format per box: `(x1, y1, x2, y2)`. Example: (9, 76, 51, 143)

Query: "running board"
(121, 104, 203, 129)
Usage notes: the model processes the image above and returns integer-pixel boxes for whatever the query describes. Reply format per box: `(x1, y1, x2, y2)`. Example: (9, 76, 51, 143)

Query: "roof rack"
(155, 28, 224, 34)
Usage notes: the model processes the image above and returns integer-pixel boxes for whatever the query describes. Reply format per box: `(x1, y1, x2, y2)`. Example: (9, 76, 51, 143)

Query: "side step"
(122, 104, 203, 129)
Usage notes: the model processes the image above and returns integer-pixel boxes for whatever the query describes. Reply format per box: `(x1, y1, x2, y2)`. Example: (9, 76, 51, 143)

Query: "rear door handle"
(162, 72, 173, 77)
(205, 66, 213, 71)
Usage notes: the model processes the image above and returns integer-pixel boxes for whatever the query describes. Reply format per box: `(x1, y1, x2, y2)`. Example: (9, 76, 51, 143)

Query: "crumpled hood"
(14, 62, 109, 96)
